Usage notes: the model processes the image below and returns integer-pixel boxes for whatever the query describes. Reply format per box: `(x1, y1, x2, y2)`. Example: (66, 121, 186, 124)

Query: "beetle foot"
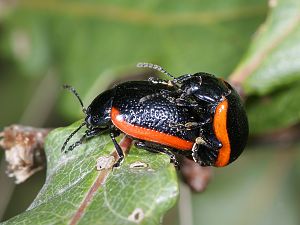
(192, 143, 201, 164)
(171, 157, 180, 169)
(113, 156, 124, 168)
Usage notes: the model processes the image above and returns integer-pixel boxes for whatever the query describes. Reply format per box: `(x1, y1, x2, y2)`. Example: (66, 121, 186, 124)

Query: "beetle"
(61, 63, 248, 168)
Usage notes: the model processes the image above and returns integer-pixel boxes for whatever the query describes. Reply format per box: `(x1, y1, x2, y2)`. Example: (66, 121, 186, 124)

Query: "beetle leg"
(170, 118, 211, 131)
(191, 136, 220, 166)
(169, 122, 197, 131)
(191, 143, 214, 166)
(110, 132, 125, 168)
(134, 142, 157, 153)
(192, 142, 200, 163)
(175, 98, 199, 107)
(139, 89, 175, 104)
(135, 141, 180, 168)
(184, 122, 204, 130)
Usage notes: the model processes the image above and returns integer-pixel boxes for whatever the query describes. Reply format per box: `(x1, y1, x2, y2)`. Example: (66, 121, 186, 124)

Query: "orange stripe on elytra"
(111, 107, 193, 150)
(213, 99, 231, 167)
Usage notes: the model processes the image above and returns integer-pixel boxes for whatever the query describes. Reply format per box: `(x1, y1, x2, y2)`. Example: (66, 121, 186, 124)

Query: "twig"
(229, 12, 300, 93)
(0, 125, 51, 184)
(180, 158, 213, 192)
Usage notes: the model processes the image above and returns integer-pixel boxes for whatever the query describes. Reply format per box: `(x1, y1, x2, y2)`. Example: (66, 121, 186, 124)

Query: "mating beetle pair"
(62, 63, 249, 168)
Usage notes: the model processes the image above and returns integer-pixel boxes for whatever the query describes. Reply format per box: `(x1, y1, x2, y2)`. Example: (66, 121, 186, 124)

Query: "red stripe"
(111, 107, 193, 150)
(213, 99, 231, 167)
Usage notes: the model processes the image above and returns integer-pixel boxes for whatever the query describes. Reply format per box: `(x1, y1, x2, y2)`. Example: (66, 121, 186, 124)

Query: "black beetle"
(61, 63, 248, 167)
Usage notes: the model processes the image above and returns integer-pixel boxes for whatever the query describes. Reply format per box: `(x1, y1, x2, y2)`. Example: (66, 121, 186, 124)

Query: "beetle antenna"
(63, 84, 87, 114)
(61, 121, 86, 153)
(137, 62, 176, 80)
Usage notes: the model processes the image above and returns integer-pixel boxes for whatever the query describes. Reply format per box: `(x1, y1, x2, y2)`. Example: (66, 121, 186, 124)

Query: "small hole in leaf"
(128, 208, 144, 223)
(130, 161, 148, 169)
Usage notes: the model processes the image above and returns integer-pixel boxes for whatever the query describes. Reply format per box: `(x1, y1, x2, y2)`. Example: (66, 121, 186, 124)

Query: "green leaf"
(2, 0, 267, 119)
(2, 121, 178, 225)
(247, 80, 300, 134)
(229, 0, 300, 134)
(230, 0, 300, 95)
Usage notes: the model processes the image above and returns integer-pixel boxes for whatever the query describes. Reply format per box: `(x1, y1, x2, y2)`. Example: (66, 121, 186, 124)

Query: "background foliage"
(0, 0, 300, 224)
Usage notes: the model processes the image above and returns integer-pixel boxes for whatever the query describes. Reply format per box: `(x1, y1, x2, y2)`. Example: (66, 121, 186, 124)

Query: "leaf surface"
(2, 121, 178, 225)
(231, 0, 300, 95)
(229, 0, 300, 134)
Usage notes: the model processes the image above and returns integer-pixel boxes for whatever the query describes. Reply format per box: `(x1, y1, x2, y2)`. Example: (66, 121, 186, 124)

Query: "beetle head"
(179, 73, 230, 104)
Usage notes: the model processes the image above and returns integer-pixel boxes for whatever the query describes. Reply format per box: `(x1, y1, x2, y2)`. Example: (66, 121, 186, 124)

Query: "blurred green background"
(1, 0, 300, 224)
